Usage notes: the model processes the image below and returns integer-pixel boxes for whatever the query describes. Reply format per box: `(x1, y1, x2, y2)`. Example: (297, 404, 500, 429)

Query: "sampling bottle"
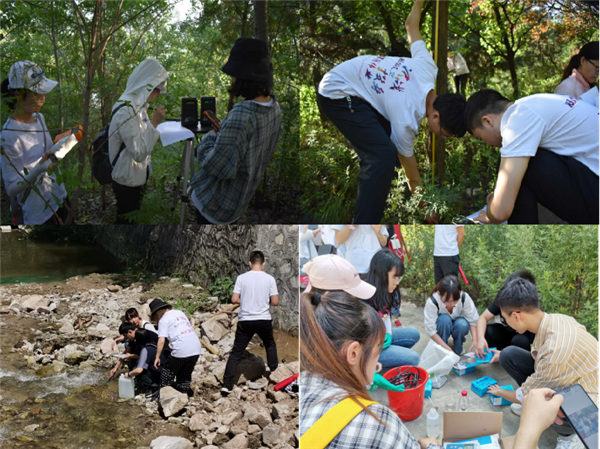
(426, 407, 440, 437)
(459, 390, 469, 411)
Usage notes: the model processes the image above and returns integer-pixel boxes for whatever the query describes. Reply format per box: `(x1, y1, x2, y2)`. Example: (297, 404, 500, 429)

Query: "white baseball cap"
(8, 61, 58, 94)
(303, 254, 376, 300)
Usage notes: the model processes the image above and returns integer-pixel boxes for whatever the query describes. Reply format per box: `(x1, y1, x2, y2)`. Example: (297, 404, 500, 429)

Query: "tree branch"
(71, 0, 89, 66)
(38, 26, 85, 93)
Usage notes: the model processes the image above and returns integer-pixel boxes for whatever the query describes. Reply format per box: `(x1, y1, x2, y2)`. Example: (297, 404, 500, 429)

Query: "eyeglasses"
(393, 276, 403, 284)
(587, 59, 599, 72)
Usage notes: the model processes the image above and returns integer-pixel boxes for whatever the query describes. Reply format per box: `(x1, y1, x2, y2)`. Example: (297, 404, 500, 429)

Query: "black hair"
(365, 249, 403, 314)
(561, 41, 599, 86)
(495, 277, 540, 313)
(249, 250, 265, 265)
(119, 322, 137, 335)
(432, 274, 462, 303)
(125, 308, 140, 321)
(433, 93, 467, 137)
(228, 78, 272, 100)
(502, 269, 536, 287)
(464, 89, 511, 133)
(135, 328, 158, 347)
(1, 78, 28, 111)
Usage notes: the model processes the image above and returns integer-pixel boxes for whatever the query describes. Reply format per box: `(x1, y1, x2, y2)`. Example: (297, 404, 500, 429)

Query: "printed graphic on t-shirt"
(173, 315, 195, 339)
(362, 56, 413, 95)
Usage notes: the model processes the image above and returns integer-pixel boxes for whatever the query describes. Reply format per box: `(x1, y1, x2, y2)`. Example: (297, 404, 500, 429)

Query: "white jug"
(119, 373, 135, 399)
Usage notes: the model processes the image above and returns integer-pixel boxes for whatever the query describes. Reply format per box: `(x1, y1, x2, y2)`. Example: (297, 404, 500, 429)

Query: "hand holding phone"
(203, 110, 220, 132)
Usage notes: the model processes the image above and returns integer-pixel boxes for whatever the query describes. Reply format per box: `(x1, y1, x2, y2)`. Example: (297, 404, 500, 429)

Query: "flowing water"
(0, 231, 122, 284)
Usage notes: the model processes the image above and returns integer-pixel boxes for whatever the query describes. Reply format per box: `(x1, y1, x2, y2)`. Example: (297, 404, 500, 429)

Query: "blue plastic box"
(452, 348, 497, 376)
(424, 379, 432, 398)
(488, 385, 514, 406)
(471, 376, 498, 397)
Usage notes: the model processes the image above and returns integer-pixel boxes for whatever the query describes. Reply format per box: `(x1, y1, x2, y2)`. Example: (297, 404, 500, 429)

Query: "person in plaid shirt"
(190, 37, 282, 224)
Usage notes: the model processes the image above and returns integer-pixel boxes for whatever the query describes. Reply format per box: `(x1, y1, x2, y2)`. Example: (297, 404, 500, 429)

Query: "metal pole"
(179, 138, 194, 224)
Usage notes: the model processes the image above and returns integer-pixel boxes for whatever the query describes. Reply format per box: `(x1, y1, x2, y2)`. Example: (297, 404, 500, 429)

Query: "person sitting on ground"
(472, 269, 535, 357)
(555, 42, 598, 99)
(111, 307, 157, 351)
(151, 298, 202, 395)
(190, 37, 282, 224)
(488, 274, 598, 449)
(109, 322, 141, 378)
(464, 88, 599, 224)
(124, 328, 167, 395)
(222, 250, 279, 395)
(317, 0, 466, 224)
(423, 274, 479, 356)
(364, 249, 420, 371)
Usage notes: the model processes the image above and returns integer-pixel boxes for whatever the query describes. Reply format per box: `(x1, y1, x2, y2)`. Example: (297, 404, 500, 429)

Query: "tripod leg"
(170, 144, 188, 221)
(180, 139, 193, 225)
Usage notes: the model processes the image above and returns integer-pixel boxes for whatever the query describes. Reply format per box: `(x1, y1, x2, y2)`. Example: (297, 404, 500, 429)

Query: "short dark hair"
(125, 308, 140, 321)
(228, 78, 272, 100)
(434, 93, 467, 137)
(495, 277, 540, 314)
(432, 274, 462, 303)
(503, 269, 536, 287)
(249, 250, 265, 264)
(1, 78, 28, 111)
(464, 89, 511, 133)
(119, 322, 137, 335)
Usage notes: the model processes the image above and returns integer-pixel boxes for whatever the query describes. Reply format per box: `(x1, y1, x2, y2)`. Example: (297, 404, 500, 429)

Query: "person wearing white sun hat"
(1, 61, 69, 224)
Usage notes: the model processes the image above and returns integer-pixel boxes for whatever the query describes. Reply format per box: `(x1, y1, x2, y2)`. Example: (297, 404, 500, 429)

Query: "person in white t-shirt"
(151, 298, 202, 394)
(221, 250, 280, 395)
(1, 61, 69, 224)
(317, 0, 467, 224)
(447, 47, 470, 96)
(433, 225, 465, 284)
(465, 89, 599, 224)
(300, 225, 321, 270)
(332, 225, 388, 274)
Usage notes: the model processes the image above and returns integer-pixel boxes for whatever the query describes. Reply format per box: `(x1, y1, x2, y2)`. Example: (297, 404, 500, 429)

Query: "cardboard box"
(442, 412, 537, 449)
(471, 376, 498, 397)
(425, 379, 432, 398)
(488, 385, 514, 406)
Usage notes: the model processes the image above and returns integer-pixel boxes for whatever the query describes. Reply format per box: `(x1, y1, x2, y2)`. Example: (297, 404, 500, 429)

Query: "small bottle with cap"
(459, 390, 469, 411)
(426, 407, 440, 437)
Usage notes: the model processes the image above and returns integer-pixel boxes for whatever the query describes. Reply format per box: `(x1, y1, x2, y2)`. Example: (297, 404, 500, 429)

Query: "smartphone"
(203, 110, 221, 130)
(556, 384, 598, 449)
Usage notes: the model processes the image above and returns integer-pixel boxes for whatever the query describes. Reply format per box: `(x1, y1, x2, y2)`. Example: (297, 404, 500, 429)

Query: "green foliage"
(209, 276, 235, 304)
(401, 225, 599, 337)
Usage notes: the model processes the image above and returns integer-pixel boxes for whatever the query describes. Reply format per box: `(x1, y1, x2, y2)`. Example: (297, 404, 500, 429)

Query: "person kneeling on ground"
(424, 274, 479, 355)
(109, 322, 140, 378)
(489, 274, 598, 449)
(190, 38, 282, 224)
(464, 89, 599, 224)
(111, 307, 157, 351)
(124, 328, 167, 396)
(151, 298, 202, 395)
(221, 250, 279, 395)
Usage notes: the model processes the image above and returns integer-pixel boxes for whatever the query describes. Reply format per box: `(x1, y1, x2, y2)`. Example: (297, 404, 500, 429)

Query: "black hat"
(222, 38, 271, 84)
(149, 298, 171, 319)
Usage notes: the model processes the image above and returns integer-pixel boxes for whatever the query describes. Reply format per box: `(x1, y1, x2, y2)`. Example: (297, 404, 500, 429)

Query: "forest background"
(1, 0, 300, 224)
(299, 0, 599, 223)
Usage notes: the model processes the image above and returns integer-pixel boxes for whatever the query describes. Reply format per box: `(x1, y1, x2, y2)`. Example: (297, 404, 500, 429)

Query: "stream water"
(0, 231, 122, 284)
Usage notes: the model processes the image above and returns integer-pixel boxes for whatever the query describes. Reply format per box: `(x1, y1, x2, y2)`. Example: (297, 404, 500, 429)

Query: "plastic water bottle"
(459, 390, 469, 411)
(426, 407, 440, 437)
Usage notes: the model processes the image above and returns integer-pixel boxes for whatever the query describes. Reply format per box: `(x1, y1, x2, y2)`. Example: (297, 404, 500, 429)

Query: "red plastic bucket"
(383, 366, 429, 422)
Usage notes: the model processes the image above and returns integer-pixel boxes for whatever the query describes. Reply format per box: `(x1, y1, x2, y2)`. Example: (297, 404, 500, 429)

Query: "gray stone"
(99, 337, 116, 355)
(188, 413, 209, 432)
(269, 365, 294, 384)
(249, 378, 268, 390)
(222, 434, 248, 449)
(201, 319, 228, 342)
(248, 424, 261, 434)
(48, 302, 57, 312)
(64, 351, 90, 365)
(262, 424, 281, 446)
(59, 322, 74, 334)
(234, 352, 266, 384)
(107, 285, 123, 292)
(212, 433, 229, 446)
(149, 436, 193, 449)
(245, 406, 272, 429)
(23, 424, 39, 432)
(182, 284, 194, 288)
(22, 295, 48, 312)
(272, 403, 290, 420)
(160, 386, 188, 417)
(221, 411, 242, 426)
(94, 323, 111, 332)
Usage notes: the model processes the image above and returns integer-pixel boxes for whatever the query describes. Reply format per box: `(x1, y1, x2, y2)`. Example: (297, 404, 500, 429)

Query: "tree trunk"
(507, 49, 519, 98)
(253, 0, 268, 44)
(378, 1, 410, 57)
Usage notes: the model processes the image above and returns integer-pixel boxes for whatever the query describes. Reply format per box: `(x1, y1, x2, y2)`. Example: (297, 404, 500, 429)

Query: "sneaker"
(556, 434, 584, 449)
(510, 403, 522, 416)
(221, 387, 232, 396)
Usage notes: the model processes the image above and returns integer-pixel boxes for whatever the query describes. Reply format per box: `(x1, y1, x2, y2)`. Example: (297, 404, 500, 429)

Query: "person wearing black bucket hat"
(151, 298, 202, 395)
(190, 37, 282, 224)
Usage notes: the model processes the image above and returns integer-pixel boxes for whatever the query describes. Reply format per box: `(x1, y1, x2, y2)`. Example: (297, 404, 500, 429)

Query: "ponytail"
(300, 291, 386, 419)
(561, 41, 599, 87)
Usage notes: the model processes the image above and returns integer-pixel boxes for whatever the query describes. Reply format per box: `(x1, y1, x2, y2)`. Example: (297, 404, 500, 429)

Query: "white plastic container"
(426, 407, 440, 438)
(119, 373, 135, 399)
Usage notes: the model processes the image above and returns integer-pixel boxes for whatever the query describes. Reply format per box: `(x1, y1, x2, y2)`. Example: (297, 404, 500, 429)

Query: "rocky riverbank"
(0, 274, 299, 449)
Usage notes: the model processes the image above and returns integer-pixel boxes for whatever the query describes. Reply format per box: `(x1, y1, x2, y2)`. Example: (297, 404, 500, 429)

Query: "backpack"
(91, 103, 130, 185)
(430, 291, 465, 314)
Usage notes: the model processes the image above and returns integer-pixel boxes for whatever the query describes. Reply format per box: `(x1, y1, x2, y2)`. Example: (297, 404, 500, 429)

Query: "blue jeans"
(436, 314, 470, 354)
(378, 326, 421, 372)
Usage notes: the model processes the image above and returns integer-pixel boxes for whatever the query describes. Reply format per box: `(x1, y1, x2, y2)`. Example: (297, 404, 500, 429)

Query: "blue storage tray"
(471, 376, 497, 397)
(489, 385, 514, 406)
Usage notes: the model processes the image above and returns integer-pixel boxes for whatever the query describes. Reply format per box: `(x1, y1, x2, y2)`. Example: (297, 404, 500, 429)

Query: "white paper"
(157, 121, 195, 146)
(50, 133, 78, 161)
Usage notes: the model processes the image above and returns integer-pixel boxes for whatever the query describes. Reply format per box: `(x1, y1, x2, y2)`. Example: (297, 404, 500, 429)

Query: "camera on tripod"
(181, 97, 219, 133)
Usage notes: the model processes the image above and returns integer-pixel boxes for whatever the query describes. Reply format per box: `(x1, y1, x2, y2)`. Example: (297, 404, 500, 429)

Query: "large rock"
(233, 352, 266, 384)
(244, 406, 272, 429)
(59, 322, 74, 334)
(218, 333, 235, 354)
(221, 411, 242, 426)
(188, 413, 210, 432)
(263, 424, 281, 446)
(272, 403, 290, 420)
(22, 295, 48, 312)
(150, 436, 193, 449)
(269, 365, 295, 384)
(99, 337, 116, 355)
(201, 319, 228, 342)
(64, 351, 90, 366)
(222, 434, 248, 449)
(160, 386, 188, 417)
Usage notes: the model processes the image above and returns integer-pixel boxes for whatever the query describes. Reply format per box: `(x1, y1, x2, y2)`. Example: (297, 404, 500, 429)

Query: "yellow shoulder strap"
(300, 397, 378, 449)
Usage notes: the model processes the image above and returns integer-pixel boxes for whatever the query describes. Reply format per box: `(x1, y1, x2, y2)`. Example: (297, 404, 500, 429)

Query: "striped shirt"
(521, 313, 598, 405)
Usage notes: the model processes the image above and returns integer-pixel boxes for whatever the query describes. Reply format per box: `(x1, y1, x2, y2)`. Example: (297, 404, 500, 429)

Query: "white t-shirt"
(1, 114, 68, 224)
(141, 320, 157, 334)
(157, 309, 201, 358)
(332, 225, 388, 274)
(233, 270, 278, 321)
(423, 291, 480, 337)
(433, 225, 463, 257)
(300, 226, 319, 261)
(500, 94, 599, 176)
(447, 53, 469, 76)
(318, 40, 437, 157)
